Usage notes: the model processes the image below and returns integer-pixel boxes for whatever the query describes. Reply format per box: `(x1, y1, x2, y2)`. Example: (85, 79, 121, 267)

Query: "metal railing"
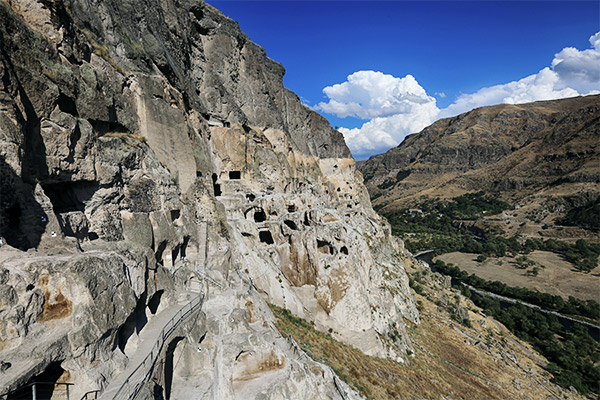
(0, 382, 74, 400)
(101, 294, 204, 400)
(80, 390, 99, 400)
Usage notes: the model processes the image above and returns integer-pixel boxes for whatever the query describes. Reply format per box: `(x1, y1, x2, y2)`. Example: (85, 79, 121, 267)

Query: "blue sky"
(208, 1, 600, 159)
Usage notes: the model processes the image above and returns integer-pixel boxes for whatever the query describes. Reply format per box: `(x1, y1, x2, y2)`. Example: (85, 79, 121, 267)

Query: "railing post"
(31, 384, 36, 400)
(66, 384, 70, 400)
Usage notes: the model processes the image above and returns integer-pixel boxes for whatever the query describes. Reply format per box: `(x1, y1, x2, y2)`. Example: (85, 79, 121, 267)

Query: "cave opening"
(42, 180, 98, 213)
(212, 173, 221, 196)
(303, 212, 311, 227)
(317, 239, 333, 255)
(228, 171, 241, 179)
(253, 209, 266, 223)
(56, 93, 78, 116)
(259, 230, 274, 244)
(283, 220, 298, 230)
(287, 204, 296, 213)
(6, 361, 67, 400)
(170, 209, 180, 222)
(340, 246, 349, 255)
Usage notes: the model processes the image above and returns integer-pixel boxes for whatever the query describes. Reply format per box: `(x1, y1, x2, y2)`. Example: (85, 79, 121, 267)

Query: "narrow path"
(98, 294, 202, 400)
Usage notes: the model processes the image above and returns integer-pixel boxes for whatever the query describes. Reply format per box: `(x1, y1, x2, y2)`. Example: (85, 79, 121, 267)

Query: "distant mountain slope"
(359, 95, 600, 221)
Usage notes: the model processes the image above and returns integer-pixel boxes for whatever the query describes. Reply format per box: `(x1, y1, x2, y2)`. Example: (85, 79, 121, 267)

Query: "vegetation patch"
(432, 259, 600, 320)
(101, 131, 147, 142)
(474, 297, 600, 395)
(382, 192, 599, 272)
(431, 259, 600, 395)
(556, 198, 600, 231)
(269, 300, 546, 399)
(269, 303, 405, 399)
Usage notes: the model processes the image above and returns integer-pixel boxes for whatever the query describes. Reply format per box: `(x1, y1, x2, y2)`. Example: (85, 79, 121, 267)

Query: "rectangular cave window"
(287, 204, 296, 213)
(170, 209, 180, 222)
(229, 171, 241, 179)
(212, 173, 221, 196)
(254, 209, 266, 223)
(259, 230, 274, 244)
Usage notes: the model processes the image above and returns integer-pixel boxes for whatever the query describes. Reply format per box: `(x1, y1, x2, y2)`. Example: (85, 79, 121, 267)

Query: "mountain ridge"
(359, 95, 599, 221)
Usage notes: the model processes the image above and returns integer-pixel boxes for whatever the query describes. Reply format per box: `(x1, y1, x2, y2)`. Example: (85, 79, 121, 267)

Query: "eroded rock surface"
(0, 1, 416, 398)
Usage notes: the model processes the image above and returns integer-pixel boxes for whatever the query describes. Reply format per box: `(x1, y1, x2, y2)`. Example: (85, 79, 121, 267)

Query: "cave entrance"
(42, 180, 98, 213)
(212, 173, 221, 196)
(6, 361, 70, 400)
(253, 209, 266, 223)
(317, 239, 333, 255)
(228, 171, 241, 179)
(259, 230, 274, 244)
(283, 220, 298, 230)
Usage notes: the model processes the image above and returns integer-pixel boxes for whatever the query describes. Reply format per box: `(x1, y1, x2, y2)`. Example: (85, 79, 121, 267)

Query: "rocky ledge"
(0, 1, 417, 398)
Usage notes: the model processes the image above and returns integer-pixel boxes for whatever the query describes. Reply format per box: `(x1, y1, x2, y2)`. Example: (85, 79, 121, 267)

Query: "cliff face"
(0, 1, 417, 398)
(359, 95, 600, 213)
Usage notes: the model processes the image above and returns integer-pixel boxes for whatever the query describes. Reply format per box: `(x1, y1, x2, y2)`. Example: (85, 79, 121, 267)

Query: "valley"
(359, 95, 600, 396)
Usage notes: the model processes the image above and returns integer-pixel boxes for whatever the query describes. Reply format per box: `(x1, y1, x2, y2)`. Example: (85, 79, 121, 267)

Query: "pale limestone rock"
(0, 1, 418, 398)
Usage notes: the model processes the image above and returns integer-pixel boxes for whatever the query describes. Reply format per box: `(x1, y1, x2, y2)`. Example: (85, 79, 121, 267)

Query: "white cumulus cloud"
(321, 32, 600, 159)
(316, 71, 439, 157)
(316, 71, 436, 119)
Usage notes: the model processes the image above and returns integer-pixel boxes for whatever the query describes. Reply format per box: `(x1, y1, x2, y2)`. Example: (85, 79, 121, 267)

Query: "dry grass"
(101, 131, 147, 143)
(437, 251, 600, 301)
(268, 303, 531, 400)
(269, 264, 583, 400)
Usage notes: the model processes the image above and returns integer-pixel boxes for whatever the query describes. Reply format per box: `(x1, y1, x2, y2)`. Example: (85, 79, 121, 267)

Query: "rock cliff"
(0, 1, 417, 398)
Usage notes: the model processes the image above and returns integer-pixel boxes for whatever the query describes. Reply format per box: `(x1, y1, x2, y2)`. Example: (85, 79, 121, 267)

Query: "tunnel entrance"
(6, 361, 68, 400)
(283, 220, 298, 230)
(317, 239, 334, 255)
